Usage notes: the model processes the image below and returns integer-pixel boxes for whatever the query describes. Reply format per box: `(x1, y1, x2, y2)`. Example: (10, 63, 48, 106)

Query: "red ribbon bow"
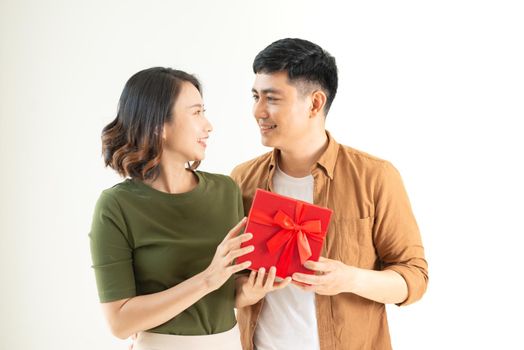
(250, 201, 324, 275)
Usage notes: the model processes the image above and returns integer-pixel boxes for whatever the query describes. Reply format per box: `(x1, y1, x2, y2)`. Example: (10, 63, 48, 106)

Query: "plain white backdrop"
(1, 1, 523, 349)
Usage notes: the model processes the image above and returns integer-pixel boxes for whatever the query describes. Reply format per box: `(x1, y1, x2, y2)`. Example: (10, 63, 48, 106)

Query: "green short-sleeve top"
(89, 171, 244, 335)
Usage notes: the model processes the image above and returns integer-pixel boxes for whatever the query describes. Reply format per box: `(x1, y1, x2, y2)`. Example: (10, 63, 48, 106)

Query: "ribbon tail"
(277, 235, 297, 277)
(297, 230, 312, 264)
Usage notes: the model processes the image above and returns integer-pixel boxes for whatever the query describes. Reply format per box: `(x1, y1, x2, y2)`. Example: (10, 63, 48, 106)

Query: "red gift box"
(237, 189, 333, 279)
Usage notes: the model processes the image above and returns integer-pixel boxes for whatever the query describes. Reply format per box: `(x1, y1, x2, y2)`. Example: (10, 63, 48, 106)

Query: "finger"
(264, 266, 277, 289)
(255, 267, 266, 286)
(226, 245, 254, 263)
(291, 280, 309, 290)
(222, 217, 247, 241)
(292, 272, 322, 285)
(274, 276, 292, 290)
(227, 260, 252, 274)
(224, 232, 253, 251)
(301, 285, 317, 292)
(248, 269, 257, 286)
(303, 260, 332, 272)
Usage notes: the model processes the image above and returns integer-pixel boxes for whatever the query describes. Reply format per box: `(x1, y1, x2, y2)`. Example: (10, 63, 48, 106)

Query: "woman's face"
(162, 82, 213, 163)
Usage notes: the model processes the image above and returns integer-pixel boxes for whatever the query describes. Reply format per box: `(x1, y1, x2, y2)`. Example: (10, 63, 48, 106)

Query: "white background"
(1, 1, 523, 349)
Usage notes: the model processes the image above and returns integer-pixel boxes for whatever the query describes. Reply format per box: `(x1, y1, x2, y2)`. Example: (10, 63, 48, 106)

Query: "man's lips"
(259, 124, 277, 132)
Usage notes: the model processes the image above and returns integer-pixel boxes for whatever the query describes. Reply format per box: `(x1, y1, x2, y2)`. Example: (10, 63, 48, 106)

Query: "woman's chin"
(192, 154, 205, 162)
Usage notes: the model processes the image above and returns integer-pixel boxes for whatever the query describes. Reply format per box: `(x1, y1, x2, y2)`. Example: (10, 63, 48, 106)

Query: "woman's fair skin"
(101, 82, 254, 339)
(235, 267, 292, 308)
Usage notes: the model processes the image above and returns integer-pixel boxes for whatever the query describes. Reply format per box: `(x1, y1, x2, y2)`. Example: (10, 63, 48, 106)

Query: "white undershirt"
(253, 165, 319, 350)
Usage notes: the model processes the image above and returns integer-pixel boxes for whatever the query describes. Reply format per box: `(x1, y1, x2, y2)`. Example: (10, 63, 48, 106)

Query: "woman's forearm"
(103, 271, 213, 339)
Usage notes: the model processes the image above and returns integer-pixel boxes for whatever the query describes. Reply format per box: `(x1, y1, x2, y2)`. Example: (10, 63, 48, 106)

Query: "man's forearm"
(348, 267, 408, 304)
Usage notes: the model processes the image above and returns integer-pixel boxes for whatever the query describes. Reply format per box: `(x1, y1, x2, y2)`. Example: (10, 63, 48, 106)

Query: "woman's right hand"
(202, 217, 254, 291)
(235, 266, 292, 307)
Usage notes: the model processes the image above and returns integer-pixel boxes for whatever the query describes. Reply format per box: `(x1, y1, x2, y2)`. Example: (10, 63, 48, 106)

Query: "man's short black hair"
(253, 38, 338, 115)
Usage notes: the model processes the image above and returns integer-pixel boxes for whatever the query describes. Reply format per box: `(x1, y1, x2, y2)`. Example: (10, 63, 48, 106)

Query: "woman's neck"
(145, 162, 198, 194)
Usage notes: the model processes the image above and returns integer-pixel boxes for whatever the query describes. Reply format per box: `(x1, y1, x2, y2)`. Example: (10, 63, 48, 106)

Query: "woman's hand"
(235, 266, 292, 308)
(101, 218, 254, 340)
(203, 217, 254, 291)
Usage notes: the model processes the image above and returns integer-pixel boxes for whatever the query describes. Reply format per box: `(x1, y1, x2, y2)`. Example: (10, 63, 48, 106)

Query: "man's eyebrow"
(251, 88, 283, 95)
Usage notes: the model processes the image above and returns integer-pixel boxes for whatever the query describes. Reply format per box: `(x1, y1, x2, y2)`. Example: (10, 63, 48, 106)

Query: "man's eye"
(252, 95, 259, 101)
(267, 96, 278, 102)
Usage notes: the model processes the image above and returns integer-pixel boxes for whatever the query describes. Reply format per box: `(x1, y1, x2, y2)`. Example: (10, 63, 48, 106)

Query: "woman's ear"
(161, 125, 167, 142)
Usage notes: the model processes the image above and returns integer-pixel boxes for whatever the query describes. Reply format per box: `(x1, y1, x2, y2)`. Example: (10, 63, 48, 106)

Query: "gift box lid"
(238, 189, 333, 278)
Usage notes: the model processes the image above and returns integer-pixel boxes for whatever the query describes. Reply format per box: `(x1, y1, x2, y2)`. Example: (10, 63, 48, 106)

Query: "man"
(232, 38, 428, 350)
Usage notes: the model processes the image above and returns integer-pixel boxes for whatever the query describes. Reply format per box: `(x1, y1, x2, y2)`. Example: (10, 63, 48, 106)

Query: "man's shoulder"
(337, 143, 392, 170)
(231, 151, 272, 182)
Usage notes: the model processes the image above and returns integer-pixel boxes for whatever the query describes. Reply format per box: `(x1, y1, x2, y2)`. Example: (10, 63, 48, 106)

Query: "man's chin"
(260, 135, 277, 148)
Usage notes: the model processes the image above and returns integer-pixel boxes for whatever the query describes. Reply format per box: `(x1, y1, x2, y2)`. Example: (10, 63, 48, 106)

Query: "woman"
(89, 67, 253, 349)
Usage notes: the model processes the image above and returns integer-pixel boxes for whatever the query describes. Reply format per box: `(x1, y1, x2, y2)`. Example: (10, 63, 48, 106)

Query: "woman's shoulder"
(197, 171, 239, 191)
(95, 179, 137, 207)
(100, 179, 135, 196)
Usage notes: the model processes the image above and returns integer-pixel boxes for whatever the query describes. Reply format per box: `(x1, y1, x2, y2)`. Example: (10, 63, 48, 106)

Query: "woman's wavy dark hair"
(102, 67, 202, 180)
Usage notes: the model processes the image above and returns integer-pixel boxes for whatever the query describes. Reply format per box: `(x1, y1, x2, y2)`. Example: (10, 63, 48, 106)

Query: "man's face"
(251, 71, 312, 150)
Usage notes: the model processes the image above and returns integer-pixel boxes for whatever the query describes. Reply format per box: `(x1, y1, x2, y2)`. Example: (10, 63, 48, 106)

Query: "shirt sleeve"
(89, 191, 136, 303)
(372, 162, 429, 306)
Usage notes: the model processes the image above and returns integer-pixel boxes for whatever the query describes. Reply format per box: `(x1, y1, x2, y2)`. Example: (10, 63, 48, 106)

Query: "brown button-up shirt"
(231, 131, 428, 350)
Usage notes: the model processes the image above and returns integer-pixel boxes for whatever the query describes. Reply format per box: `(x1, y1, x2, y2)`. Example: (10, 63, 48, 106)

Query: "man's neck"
(278, 131, 328, 178)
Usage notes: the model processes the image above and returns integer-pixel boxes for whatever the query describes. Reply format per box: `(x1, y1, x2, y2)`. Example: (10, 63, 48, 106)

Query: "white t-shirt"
(253, 165, 320, 350)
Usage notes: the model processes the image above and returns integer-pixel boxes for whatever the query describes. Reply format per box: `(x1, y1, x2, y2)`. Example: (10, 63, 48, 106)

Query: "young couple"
(89, 38, 428, 350)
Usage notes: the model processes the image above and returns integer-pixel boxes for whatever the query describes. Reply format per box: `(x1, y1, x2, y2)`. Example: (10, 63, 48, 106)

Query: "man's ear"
(310, 90, 327, 118)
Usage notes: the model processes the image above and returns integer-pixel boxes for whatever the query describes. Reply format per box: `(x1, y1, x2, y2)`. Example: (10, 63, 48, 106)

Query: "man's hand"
(293, 257, 409, 304)
(236, 266, 292, 307)
(292, 257, 356, 296)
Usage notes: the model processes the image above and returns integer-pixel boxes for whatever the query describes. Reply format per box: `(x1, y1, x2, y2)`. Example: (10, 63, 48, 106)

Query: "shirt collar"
(268, 130, 339, 180)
